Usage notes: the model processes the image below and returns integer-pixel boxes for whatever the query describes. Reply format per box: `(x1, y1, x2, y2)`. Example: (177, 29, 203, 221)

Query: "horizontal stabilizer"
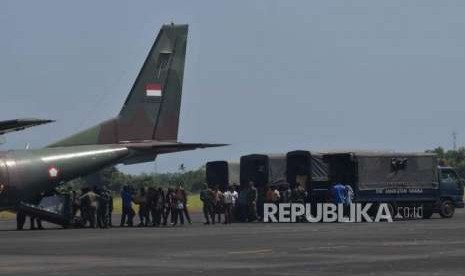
(119, 141, 228, 165)
(122, 141, 228, 152)
(0, 118, 54, 135)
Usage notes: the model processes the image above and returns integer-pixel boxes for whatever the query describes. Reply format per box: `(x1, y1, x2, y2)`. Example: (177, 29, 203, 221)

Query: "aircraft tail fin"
(118, 23, 188, 142)
(49, 24, 188, 147)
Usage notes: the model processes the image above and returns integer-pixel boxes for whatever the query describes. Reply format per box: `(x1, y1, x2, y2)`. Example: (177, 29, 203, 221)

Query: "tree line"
(65, 165, 206, 193)
(427, 147, 465, 177)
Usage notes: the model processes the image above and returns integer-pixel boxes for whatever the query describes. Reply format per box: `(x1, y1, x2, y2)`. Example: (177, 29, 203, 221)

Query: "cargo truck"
(323, 152, 464, 218)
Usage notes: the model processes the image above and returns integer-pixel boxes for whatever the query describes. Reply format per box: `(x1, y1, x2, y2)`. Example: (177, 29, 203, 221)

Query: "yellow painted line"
(228, 249, 273, 255)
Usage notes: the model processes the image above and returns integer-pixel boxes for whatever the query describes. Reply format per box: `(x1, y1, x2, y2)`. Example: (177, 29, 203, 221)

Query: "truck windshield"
(441, 169, 459, 184)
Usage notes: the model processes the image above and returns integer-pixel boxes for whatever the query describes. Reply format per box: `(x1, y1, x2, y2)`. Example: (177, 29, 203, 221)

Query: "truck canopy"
(240, 154, 286, 188)
(286, 150, 329, 189)
(324, 152, 439, 191)
(206, 161, 240, 191)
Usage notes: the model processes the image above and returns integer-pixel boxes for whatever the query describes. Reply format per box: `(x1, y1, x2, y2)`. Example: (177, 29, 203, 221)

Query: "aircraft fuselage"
(0, 145, 130, 210)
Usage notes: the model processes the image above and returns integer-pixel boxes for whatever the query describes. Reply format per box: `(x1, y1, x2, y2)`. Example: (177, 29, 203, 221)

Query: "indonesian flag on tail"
(146, 83, 162, 97)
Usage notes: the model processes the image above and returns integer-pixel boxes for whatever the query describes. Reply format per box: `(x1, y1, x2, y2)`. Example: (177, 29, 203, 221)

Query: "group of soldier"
(200, 184, 239, 224)
(16, 186, 113, 230)
(199, 181, 310, 224)
(72, 186, 113, 228)
(16, 180, 329, 230)
(120, 185, 192, 227)
(16, 184, 193, 230)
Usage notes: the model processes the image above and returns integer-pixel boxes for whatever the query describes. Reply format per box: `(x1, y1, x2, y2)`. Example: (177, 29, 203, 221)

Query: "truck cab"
(437, 166, 465, 218)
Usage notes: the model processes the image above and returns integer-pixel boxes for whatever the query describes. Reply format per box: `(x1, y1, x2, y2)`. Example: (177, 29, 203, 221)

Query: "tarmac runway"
(0, 210, 465, 276)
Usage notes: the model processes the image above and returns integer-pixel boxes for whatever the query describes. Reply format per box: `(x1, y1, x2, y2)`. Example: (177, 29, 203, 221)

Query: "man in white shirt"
(231, 185, 239, 222)
(223, 186, 234, 224)
(231, 185, 239, 206)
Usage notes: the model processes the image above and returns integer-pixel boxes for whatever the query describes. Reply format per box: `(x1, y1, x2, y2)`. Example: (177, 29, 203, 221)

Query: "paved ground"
(0, 211, 464, 276)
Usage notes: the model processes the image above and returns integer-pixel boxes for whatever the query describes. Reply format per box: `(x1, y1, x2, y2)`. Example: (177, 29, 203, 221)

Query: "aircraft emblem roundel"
(48, 167, 59, 178)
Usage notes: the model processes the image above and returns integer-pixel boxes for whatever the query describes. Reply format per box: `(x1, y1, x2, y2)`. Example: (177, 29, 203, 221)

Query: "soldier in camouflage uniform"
(97, 188, 113, 228)
(107, 189, 113, 227)
(200, 184, 215, 225)
(291, 184, 307, 222)
(153, 187, 164, 226)
(96, 187, 110, 229)
(247, 181, 258, 222)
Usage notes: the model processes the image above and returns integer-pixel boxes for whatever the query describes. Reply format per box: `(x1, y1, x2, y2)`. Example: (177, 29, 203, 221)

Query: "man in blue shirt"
(331, 183, 347, 204)
(120, 185, 134, 227)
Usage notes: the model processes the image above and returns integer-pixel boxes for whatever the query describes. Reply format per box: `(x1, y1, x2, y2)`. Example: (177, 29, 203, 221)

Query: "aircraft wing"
(0, 118, 54, 135)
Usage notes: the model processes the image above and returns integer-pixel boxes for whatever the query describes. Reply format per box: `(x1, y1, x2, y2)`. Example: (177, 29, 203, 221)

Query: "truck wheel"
(439, 200, 455, 218)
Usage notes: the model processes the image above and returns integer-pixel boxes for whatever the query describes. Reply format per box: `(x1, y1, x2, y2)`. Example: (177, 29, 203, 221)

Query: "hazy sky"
(1, 0, 464, 174)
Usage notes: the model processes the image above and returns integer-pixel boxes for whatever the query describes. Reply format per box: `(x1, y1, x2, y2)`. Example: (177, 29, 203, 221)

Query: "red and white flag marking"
(48, 166, 59, 178)
(146, 83, 162, 97)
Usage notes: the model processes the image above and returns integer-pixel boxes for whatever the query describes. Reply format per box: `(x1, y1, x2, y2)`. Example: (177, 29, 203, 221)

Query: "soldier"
(163, 188, 176, 226)
(95, 187, 105, 228)
(120, 185, 134, 227)
(200, 184, 214, 225)
(107, 189, 113, 227)
(178, 185, 192, 224)
(237, 186, 248, 222)
(79, 188, 89, 226)
(96, 187, 111, 229)
(134, 187, 150, 227)
(173, 186, 185, 226)
(16, 212, 42, 230)
(62, 190, 74, 224)
(153, 187, 164, 226)
(80, 187, 99, 228)
(291, 184, 307, 222)
(147, 187, 156, 226)
(30, 216, 43, 230)
(256, 186, 266, 221)
(247, 181, 258, 222)
(71, 190, 80, 217)
(281, 184, 292, 203)
(16, 211, 26, 230)
(291, 184, 306, 204)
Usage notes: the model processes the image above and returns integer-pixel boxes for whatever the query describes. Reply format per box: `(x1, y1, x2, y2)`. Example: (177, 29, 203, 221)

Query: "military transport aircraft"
(0, 24, 224, 214)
